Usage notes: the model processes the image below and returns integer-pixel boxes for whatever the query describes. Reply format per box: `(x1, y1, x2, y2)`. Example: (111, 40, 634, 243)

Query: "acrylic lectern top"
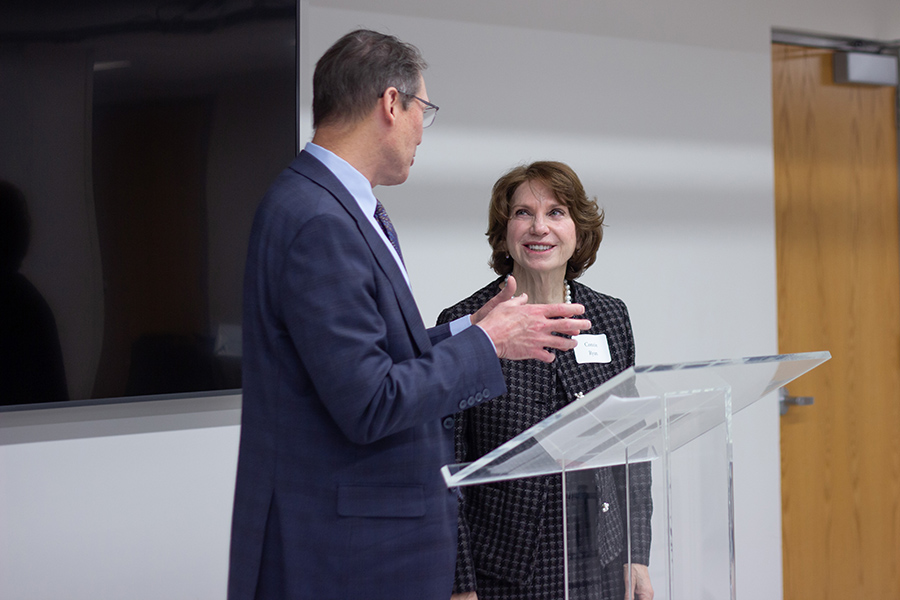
(442, 351, 830, 488)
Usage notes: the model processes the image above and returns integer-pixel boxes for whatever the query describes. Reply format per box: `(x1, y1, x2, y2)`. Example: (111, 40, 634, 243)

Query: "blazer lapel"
(290, 151, 432, 353)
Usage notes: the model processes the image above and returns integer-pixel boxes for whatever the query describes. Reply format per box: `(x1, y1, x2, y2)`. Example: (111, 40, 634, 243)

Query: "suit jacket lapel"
(290, 151, 432, 353)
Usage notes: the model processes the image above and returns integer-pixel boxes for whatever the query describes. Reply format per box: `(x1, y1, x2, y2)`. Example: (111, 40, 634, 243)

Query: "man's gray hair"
(313, 29, 428, 129)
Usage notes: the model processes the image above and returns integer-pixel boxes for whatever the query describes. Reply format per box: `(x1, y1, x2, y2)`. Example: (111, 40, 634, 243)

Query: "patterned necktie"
(374, 199, 404, 263)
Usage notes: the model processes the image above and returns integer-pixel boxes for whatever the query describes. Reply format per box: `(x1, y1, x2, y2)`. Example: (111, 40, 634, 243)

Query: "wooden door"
(773, 42, 900, 599)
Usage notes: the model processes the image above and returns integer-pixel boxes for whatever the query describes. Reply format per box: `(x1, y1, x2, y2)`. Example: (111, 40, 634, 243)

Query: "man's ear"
(379, 87, 401, 123)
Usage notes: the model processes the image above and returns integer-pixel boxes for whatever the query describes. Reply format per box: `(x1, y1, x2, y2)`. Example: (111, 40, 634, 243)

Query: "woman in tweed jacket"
(439, 162, 653, 600)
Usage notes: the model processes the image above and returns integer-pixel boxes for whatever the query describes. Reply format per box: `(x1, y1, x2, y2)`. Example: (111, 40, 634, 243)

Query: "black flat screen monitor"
(0, 0, 297, 408)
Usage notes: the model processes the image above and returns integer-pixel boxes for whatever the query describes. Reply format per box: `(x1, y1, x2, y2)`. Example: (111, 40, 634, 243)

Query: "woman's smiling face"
(505, 179, 577, 278)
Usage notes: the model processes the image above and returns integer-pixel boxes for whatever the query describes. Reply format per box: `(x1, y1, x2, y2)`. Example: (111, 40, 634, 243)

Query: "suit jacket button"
(443, 416, 455, 429)
(482, 387, 491, 398)
(459, 400, 467, 410)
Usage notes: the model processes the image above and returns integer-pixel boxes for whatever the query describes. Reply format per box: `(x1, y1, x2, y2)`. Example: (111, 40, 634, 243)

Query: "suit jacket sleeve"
(428, 322, 452, 346)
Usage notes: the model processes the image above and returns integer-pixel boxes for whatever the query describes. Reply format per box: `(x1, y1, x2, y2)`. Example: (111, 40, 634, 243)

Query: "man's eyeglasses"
(378, 90, 440, 128)
(378, 90, 438, 127)
(397, 91, 440, 128)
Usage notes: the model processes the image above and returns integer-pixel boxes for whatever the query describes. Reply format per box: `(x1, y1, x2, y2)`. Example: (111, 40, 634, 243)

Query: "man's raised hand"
(475, 281, 590, 363)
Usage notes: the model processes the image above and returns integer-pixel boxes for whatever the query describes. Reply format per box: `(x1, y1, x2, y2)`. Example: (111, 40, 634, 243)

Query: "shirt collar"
(303, 142, 377, 217)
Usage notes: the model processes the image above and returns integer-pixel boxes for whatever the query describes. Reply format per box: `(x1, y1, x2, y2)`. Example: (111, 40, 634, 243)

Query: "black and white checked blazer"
(438, 278, 652, 597)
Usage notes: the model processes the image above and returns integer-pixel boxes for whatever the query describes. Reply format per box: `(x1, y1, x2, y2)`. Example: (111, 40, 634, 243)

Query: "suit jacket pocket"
(465, 479, 547, 585)
(337, 484, 426, 518)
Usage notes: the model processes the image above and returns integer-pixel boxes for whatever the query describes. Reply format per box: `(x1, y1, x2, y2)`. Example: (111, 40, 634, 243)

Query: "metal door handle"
(779, 387, 814, 415)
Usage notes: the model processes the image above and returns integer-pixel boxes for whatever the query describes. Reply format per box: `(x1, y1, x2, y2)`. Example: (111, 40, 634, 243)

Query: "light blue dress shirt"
(303, 142, 474, 337)
(304, 142, 409, 289)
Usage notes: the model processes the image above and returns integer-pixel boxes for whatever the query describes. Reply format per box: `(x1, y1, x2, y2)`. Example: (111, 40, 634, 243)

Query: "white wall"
(2, 1, 899, 599)
(0, 395, 241, 600)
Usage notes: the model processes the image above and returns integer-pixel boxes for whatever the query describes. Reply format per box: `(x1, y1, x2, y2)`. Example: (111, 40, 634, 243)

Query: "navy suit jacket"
(228, 150, 507, 600)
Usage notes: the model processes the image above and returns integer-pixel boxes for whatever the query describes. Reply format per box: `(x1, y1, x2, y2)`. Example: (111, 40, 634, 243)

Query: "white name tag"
(573, 334, 611, 364)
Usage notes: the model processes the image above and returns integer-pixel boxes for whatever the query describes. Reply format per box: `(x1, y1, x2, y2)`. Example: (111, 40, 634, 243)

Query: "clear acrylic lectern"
(442, 352, 830, 600)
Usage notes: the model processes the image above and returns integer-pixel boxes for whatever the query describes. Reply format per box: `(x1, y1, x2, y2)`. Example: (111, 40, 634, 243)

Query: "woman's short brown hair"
(487, 161, 604, 280)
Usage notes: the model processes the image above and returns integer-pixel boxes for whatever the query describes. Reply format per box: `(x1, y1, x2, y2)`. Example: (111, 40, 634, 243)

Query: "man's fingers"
(532, 348, 557, 363)
(471, 278, 521, 326)
(478, 293, 593, 361)
(489, 277, 516, 306)
(505, 292, 528, 306)
(504, 275, 517, 299)
(542, 302, 586, 318)
(553, 318, 592, 336)
(543, 335, 579, 352)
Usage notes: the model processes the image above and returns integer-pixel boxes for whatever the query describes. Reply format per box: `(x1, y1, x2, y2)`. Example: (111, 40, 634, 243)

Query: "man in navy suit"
(227, 29, 590, 600)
